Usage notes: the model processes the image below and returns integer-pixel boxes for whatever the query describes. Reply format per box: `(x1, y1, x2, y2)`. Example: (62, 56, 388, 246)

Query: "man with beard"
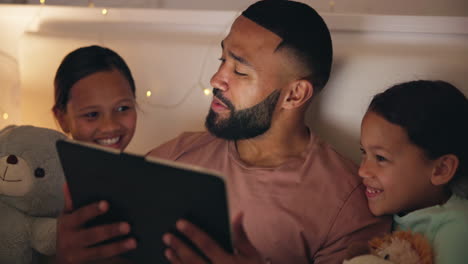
(148, 1, 391, 264)
(53, 1, 390, 264)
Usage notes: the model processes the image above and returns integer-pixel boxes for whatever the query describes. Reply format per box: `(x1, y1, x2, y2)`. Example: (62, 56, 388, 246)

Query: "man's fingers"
(61, 201, 109, 229)
(163, 233, 206, 264)
(63, 183, 73, 212)
(176, 219, 228, 262)
(64, 238, 137, 263)
(82, 237, 136, 261)
(164, 247, 184, 264)
(75, 222, 132, 248)
(232, 213, 258, 256)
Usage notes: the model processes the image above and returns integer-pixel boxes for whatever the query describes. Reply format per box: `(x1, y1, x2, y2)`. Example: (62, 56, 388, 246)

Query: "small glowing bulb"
(2, 113, 8, 120)
(146, 91, 152, 97)
(40, 0, 45, 4)
(203, 88, 211, 96)
(329, 1, 335, 12)
(101, 8, 108, 15)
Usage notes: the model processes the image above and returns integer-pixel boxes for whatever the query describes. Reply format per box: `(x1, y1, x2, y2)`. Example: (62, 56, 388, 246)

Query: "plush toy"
(343, 230, 434, 264)
(0, 125, 67, 264)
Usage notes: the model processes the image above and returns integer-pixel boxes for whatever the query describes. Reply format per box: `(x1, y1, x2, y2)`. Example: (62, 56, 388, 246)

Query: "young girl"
(53, 45, 138, 263)
(53, 45, 137, 151)
(359, 80, 468, 263)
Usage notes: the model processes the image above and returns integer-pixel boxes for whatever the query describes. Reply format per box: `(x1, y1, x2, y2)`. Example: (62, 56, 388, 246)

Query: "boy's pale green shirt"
(394, 195, 468, 264)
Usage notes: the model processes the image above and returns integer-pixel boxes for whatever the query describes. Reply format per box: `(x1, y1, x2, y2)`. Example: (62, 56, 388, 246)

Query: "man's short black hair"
(242, 0, 333, 93)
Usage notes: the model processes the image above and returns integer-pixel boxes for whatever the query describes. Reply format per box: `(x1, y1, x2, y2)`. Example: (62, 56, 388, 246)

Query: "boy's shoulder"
(410, 195, 468, 227)
(442, 195, 468, 221)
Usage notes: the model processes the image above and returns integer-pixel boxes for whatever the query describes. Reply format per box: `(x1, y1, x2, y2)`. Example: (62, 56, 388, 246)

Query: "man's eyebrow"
(221, 40, 253, 68)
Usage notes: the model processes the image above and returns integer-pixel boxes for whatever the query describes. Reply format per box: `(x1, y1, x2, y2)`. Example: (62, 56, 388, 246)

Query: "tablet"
(56, 139, 232, 263)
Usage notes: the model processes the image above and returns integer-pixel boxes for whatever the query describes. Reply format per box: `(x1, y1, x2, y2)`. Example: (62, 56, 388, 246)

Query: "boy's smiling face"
(358, 111, 441, 216)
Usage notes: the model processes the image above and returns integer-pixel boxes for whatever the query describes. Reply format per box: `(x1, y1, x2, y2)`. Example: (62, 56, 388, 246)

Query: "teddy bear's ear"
(369, 234, 389, 251)
(0, 125, 17, 137)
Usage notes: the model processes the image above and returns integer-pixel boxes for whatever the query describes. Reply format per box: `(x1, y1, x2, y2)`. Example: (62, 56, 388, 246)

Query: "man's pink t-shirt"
(148, 131, 391, 264)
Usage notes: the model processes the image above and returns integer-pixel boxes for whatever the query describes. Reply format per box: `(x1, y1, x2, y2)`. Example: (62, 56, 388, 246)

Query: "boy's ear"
(53, 108, 70, 134)
(281, 79, 314, 110)
(431, 154, 459, 186)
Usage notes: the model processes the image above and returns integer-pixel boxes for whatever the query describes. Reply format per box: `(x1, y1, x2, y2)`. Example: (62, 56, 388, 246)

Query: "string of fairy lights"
(38, 0, 109, 14)
(0, 52, 19, 123)
(140, 0, 337, 106)
(0, 103, 6, 120)
(0, 0, 337, 121)
(35, 0, 215, 110)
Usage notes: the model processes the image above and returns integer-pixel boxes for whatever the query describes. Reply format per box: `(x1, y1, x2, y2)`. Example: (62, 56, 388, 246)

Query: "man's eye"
(234, 70, 247, 76)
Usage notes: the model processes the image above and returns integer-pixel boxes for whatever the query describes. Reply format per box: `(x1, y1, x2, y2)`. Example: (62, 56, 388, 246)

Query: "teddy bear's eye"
(35, 168, 45, 178)
(7, 155, 18, 165)
(384, 254, 390, 260)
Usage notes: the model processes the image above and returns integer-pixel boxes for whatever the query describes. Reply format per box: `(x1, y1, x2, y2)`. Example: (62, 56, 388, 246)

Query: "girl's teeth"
(97, 137, 119, 145)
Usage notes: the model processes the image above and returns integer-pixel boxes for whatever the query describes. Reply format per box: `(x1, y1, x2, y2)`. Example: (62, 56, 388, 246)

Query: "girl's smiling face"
(358, 111, 444, 216)
(55, 69, 137, 151)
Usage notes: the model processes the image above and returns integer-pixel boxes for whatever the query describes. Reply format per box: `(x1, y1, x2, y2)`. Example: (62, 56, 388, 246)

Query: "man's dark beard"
(205, 88, 281, 140)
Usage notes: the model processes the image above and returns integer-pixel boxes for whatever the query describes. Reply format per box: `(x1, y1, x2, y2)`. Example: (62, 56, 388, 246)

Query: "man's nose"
(210, 66, 228, 92)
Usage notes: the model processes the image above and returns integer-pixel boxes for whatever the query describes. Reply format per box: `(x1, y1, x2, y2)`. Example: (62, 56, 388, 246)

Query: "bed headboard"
(1, 6, 467, 162)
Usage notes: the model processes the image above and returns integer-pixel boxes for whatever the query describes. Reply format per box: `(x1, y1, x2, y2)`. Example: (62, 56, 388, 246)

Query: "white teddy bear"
(0, 125, 67, 264)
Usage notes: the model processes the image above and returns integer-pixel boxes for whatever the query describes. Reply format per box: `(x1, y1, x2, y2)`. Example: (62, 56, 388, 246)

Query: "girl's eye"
(376, 155, 387, 162)
(84, 112, 98, 118)
(117, 105, 131, 112)
(359, 147, 366, 155)
(218, 57, 226, 64)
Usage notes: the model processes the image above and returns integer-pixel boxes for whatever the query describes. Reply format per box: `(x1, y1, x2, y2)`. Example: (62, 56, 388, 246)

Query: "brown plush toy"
(343, 230, 434, 264)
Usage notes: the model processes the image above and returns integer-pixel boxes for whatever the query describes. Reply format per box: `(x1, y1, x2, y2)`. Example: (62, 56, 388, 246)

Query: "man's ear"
(53, 107, 70, 134)
(281, 79, 313, 110)
(431, 154, 459, 186)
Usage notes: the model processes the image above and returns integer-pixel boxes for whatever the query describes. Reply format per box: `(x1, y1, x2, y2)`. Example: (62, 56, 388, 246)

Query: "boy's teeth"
(97, 137, 119, 145)
(367, 187, 382, 194)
